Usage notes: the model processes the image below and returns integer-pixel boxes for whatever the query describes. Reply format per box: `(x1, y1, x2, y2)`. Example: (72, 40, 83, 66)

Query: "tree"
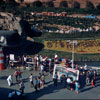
(32, 1, 43, 7)
(4, 0, 19, 6)
(73, 1, 80, 9)
(59, 1, 68, 8)
(86, 1, 95, 9)
(96, 3, 100, 10)
(0, 0, 5, 5)
(46, 1, 54, 7)
(17, 0, 24, 3)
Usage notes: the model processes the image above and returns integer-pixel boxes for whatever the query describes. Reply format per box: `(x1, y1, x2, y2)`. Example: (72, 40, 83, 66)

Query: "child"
(19, 80, 25, 95)
(18, 70, 22, 82)
(29, 73, 34, 87)
(91, 79, 95, 88)
(75, 81, 80, 94)
(34, 77, 38, 92)
(14, 70, 18, 82)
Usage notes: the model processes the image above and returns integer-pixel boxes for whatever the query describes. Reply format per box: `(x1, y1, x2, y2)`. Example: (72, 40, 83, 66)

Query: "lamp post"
(67, 40, 78, 69)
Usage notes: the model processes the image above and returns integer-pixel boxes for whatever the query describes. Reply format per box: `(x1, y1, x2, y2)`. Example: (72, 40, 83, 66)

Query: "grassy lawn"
(38, 49, 100, 61)
(33, 31, 100, 61)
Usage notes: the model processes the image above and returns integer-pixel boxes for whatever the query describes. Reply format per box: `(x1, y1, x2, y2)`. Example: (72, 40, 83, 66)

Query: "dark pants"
(54, 79, 57, 86)
(15, 75, 18, 82)
(20, 87, 24, 94)
(35, 85, 38, 91)
(67, 83, 70, 90)
(63, 81, 66, 88)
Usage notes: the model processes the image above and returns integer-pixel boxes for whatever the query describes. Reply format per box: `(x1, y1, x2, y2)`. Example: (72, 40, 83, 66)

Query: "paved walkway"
(0, 69, 100, 99)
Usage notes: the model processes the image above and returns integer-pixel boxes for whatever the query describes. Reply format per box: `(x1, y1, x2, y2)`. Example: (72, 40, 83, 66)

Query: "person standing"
(29, 73, 34, 88)
(34, 77, 38, 92)
(75, 81, 80, 94)
(53, 72, 58, 86)
(48, 58, 52, 75)
(18, 56, 21, 66)
(7, 74, 13, 87)
(54, 53, 58, 59)
(37, 77, 41, 89)
(6, 55, 10, 69)
(23, 55, 27, 66)
(40, 64, 44, 74)
(40, 78, 43, 88)
(84, 63, 88, 74)
(19, 80, 25, 95)
(62, 74, 67, 88)
(66, 77, 71, 90)
(18, 70, 22, 82)
(41, 74, 45, 88)
(39, 55, 43, 64)
(86, 71, 90, 86)
(93, 70, 96, 79)
(21, 55, 24, 66)
(14, 70, 18, 82)
(91, 79, 95, 88)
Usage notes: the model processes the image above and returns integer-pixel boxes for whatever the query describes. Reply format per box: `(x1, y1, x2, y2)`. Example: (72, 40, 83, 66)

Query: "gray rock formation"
(0, 12, 42, 42)
(0, 12, 22, 36)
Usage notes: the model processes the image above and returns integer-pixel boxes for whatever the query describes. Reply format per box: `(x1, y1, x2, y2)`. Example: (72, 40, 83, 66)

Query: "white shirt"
(40, 65, 44, 71)
(29, 75, 33, 82)
(84, 64, 88, 70)
(55, 54, 58, 58)
(7, 75, 12, 81)
(24, 57, 26, 62)
(67, 78, 71, 83)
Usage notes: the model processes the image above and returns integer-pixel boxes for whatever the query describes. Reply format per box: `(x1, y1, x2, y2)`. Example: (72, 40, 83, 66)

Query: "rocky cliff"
(0, 12, 22, 36)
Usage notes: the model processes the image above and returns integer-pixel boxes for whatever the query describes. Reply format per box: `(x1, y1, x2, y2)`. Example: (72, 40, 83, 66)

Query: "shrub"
(59, 1, 68, 8)
(96, 3, 100, 10)
(46, 1, 54, 7)
(0, 0, 5, 5)
(86, 1, 95, 9)
(32, 1, 43, 7)
(73, 1, 80, 9)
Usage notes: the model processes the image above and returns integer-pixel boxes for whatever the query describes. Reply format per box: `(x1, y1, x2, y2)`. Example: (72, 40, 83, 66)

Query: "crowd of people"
(6, 53, 99, 99)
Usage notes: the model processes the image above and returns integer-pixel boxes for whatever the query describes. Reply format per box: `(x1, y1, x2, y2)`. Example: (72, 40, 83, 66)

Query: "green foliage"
(0, 0, 5, 5)
(33, 16, 97, 29)
(73, 1, 80, 9)
(96, 3, 100, 10)
(34, 32, 100, 61)
(38, 49, 100, 61)
(46, 1, 54, 7)
(32, 1, 43, 7)
(7, 0, 19, 6)
(0, 5, 100, 16)
(59, 1, 68, 8)
(86, 1, 95, 10)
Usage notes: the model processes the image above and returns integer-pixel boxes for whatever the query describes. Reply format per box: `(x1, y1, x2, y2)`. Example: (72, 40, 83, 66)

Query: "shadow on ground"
(79, 75, 100, 92)
(0, 76, 8, 80)
(0, 87, 25, 100)
(3, 40, 44, 55)
(26, 82, 64, 99)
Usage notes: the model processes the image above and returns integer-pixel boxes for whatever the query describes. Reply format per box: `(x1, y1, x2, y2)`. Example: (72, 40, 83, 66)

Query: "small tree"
(46, 1, 54, 7)
(5, 0, 19, 6)
(96, 3, 100, 10)
(18, 0, 24, 3)
(59, 1, 68, 8)
(0, 0, 5, 5)
(86, 1, 95, 9)
(73, 1, 80, 9)
(32, 1, 43, 7)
